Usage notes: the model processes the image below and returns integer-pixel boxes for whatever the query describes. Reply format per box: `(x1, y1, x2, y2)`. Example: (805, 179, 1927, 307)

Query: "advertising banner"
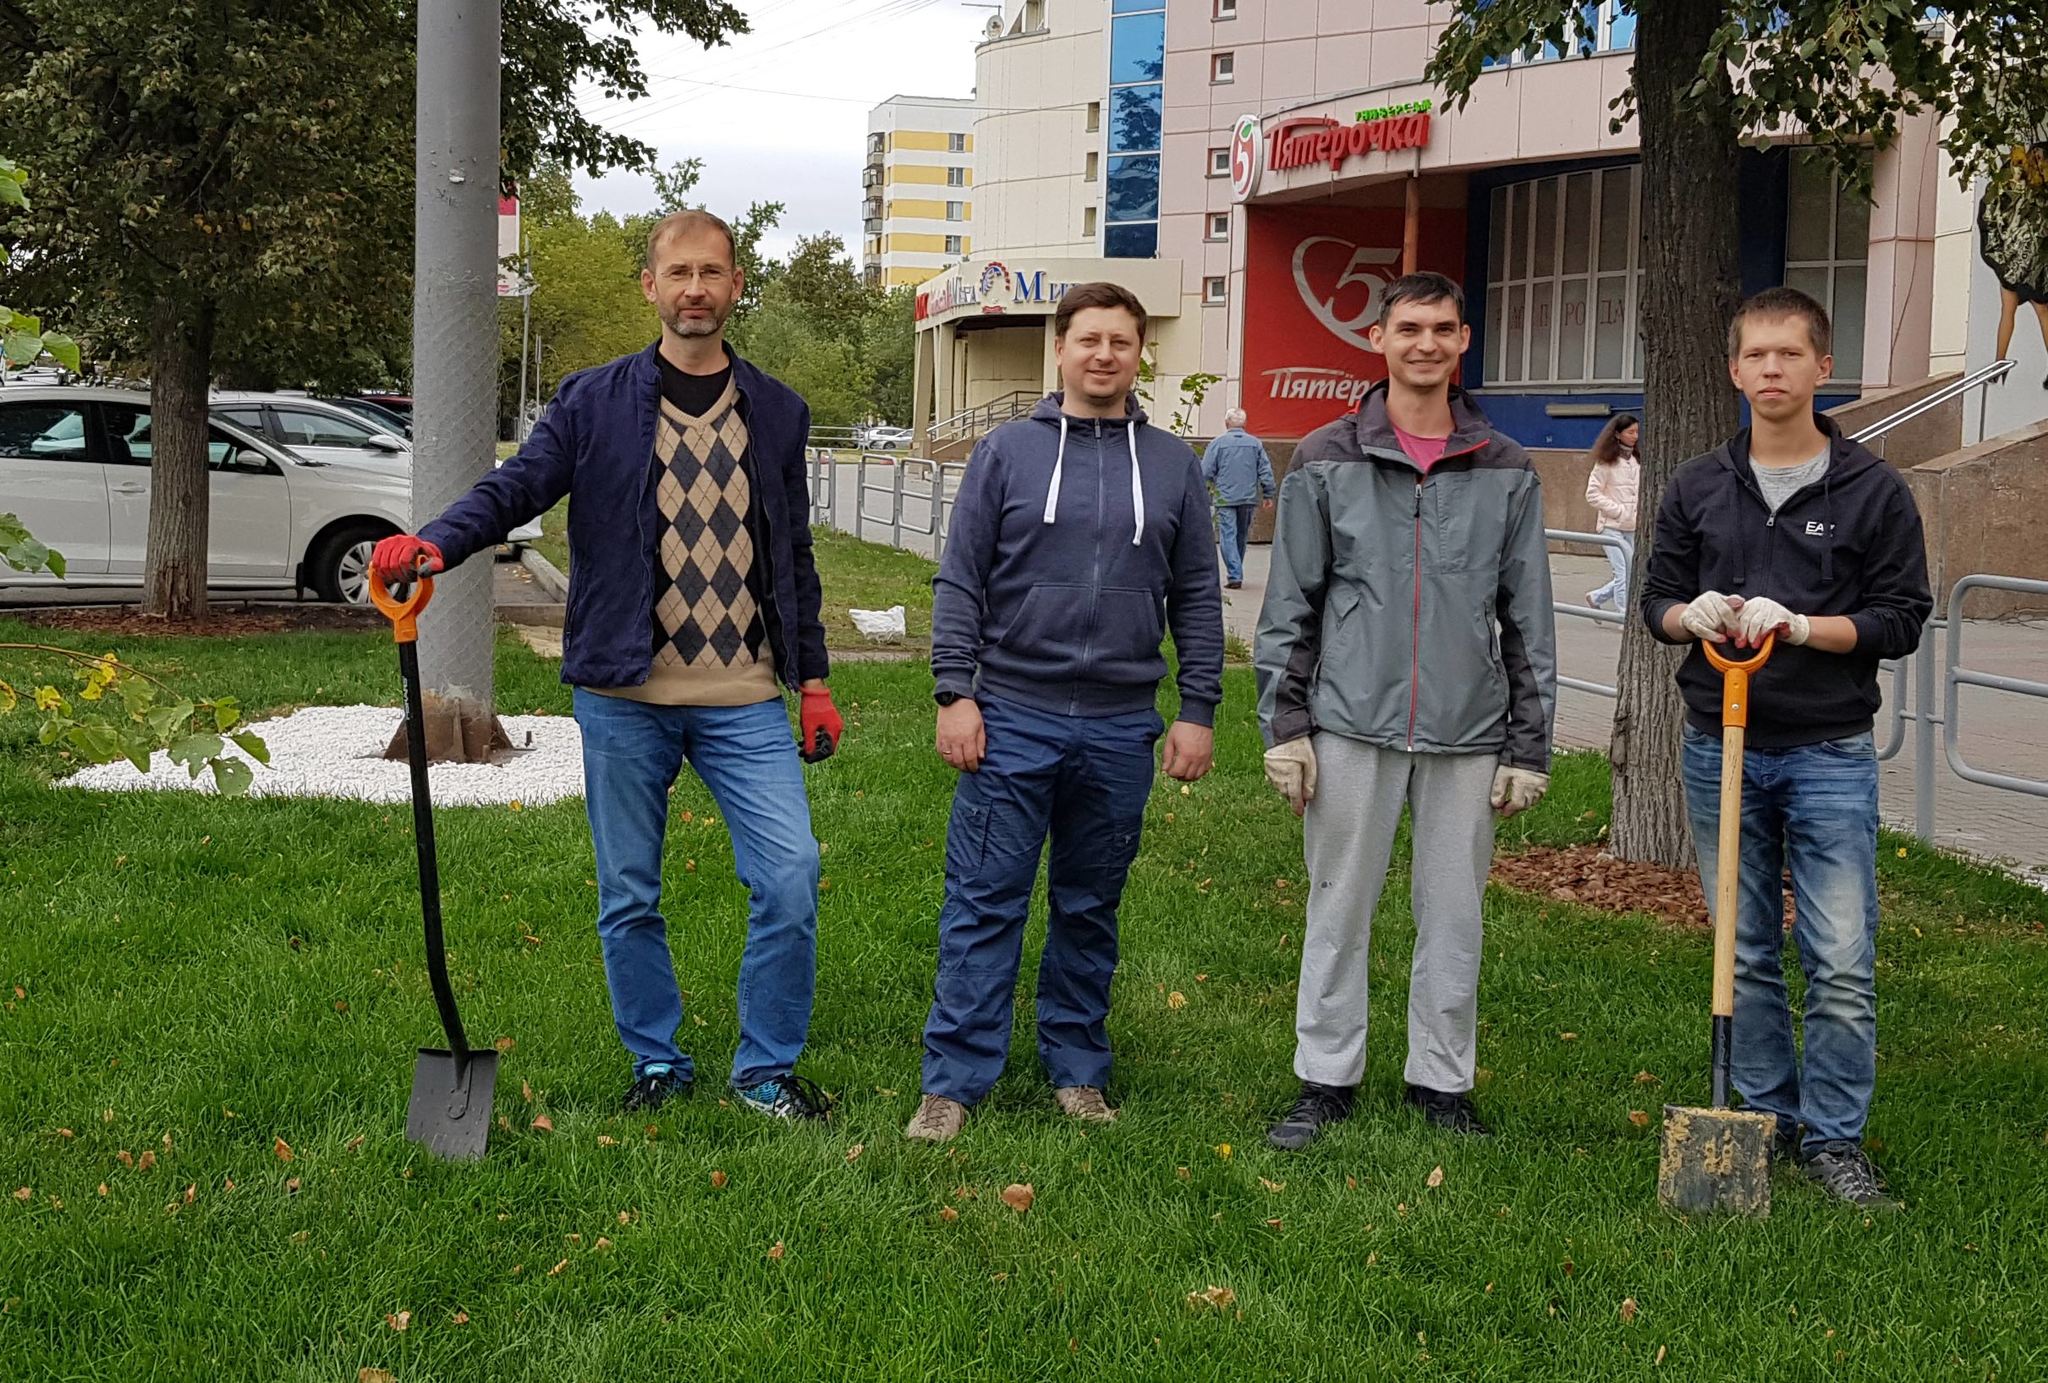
(1241, 202, 1466, 437)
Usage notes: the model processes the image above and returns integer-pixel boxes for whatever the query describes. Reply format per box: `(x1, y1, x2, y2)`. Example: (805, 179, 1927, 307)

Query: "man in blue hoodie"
(904, 281, 1226, 1143)
(1201, 407, 1277, 589)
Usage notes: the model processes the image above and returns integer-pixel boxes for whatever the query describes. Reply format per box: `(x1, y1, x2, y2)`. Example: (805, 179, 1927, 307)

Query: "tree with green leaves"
(1427, 1, 2048, 866)
(1, 0, 747, 620)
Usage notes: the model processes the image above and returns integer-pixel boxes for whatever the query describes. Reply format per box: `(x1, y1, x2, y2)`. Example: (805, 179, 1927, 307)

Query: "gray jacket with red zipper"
(1254, 382, 1557, 770)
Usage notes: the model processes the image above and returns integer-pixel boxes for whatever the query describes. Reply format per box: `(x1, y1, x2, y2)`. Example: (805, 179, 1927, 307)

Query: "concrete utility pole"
(404, 0, 510, 761)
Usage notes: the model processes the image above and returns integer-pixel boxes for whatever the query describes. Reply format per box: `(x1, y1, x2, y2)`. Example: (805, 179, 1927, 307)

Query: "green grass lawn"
(2, 611, 2046, 1380)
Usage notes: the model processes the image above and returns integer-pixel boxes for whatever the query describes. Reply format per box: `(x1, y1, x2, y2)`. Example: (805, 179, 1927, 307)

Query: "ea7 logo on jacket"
(1805, 521, 1829, 536)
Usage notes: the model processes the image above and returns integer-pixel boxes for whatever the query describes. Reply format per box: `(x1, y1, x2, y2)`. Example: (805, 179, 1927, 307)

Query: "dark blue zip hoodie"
(1640, 414, 1932, 748)
(931, 393, 1225, 725)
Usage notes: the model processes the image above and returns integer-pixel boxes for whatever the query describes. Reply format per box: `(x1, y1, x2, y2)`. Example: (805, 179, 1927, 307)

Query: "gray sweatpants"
(1296, 734, 1497, 1093)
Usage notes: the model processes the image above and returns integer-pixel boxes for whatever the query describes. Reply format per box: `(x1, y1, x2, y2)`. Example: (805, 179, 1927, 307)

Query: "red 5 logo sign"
(1229, 114, 1261, 201)
(1292, 237, 1400, 353)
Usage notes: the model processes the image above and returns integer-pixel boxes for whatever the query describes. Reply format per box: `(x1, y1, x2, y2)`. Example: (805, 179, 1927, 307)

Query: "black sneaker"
(1266, 1081, 1355, 1150)
(1802, 1142, 1896, 1209)
(1772, 1121, 1803, 1167)
(1403, 1083, 1493, 1136)
(622, 1063, 691, 1113)
(735, 1072, 833, 1122)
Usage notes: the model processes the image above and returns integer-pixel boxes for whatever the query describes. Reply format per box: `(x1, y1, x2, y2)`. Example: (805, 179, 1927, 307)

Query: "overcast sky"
(572, 0, 992, 261)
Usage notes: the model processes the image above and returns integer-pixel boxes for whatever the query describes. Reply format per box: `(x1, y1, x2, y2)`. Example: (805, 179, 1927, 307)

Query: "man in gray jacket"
(1201, 408, 1277, 589)
(1254, 272, 1556, 1148)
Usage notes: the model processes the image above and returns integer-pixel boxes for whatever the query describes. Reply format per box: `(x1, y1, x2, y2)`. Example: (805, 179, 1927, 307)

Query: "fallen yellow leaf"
(1621, 1297, 1640, 1323)
(136, 1151, 156, 1173)
(1426, 1165, 1445, 1189)
(493, 1036, 516, 1054)
(597, 1134, 618, 1147)
(1167, 991, 1187, 1010)
(530, 1114, 554, 1134)
(767, 1241, 786, 1261)
(845, 1143, 865, 1163)
(385, 1310, 411, 1332)
(96, 1183, 109, 1197)
(273, 1137, 293, 1163)
(547, 1259, 568, 1277)
(1187, 1284, 1236, 1311)
(285, 1177, 301, 1194)
(1216, 1143, 1233, 1159)
(1000, 1183, 1035, 1213)
(452, 1310, 471, 1324)
(1628, 1110, 1651, 1128)
(594, 1237, 613, 1252)
(521, 1080, 534, 1104)
(11, 1187, 28, 1202)
(360, 1370, 396, 1383)
(1259, 1177, 1286, 1193)
(939, 1205, 959, 1222)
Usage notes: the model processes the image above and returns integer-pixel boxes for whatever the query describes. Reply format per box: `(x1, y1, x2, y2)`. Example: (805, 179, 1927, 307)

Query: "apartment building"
(863, 94, 978, 288)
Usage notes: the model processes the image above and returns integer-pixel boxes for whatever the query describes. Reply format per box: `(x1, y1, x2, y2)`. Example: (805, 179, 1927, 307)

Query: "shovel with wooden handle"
(1657, 632, 1776, 1217)
(370, 568, 499, 1161)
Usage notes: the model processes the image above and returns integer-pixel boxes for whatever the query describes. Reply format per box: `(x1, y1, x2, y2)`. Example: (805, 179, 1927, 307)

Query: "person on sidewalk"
(1641, 285, 1931, 1207)
(1202, 407, 1278, 590)
(1583, 412, 1640, 613)
(1254, 271, 1556, 1150)
(368, 209, 843, 1123)
(904, 281, 1226, 1144)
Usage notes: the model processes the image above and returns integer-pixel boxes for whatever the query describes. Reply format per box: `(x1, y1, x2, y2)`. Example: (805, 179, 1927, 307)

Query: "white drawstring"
(1041, 414, 1143, 545)
(1127, 424, 1144, 546)
(1043, 415, 1068, 525)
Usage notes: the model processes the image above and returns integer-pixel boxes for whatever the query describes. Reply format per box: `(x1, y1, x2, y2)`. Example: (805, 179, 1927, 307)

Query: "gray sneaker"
(1053, 1085, 1118, 1123)
(904, 1093, 968, 1143)
(1802, 1142, 1897, 1209)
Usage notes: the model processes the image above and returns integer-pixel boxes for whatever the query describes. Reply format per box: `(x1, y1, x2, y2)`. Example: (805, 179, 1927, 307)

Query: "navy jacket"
(419, 343, 829, 691)
(931, 394, 1224, 725)
(1641, 415, 1931, 748)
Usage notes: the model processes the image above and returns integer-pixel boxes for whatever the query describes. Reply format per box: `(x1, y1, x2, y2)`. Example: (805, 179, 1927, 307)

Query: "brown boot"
(904, 1093, 968, 1143)
(1053, 1085, 1118, 1123)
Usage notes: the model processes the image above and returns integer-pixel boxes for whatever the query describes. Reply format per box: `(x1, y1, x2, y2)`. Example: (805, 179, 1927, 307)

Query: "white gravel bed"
(59, 704, 586, 806)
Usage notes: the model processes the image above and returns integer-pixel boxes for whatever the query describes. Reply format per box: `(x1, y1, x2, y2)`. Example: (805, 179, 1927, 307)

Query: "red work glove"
(799, 684, 844, 763)
(370, 534, 443, 582)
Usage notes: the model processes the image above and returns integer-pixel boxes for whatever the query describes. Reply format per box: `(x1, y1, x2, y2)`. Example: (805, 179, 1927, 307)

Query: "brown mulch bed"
(7, 604, 385, 637)
(1490, 843, 1798, 931)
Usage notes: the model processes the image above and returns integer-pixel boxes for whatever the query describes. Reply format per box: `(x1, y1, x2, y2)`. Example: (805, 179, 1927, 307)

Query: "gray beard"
(664, 310, 724, 339)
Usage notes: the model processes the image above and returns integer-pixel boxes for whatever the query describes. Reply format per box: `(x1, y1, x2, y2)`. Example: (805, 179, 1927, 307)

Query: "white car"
(864, 426, 913, 451)
(3, 386, 400, 604)
(213, 392, 544, 552)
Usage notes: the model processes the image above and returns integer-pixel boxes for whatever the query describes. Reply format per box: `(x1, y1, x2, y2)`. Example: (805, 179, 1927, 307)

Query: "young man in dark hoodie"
(904, 281, 1225, 1143)
(1642, 286, 1931, 1207)
(1256, 273, 1556, 1150)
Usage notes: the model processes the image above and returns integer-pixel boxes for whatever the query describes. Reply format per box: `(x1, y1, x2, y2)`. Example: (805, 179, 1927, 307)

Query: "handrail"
(929, 389, 1036, 444)
(1847, 359, 2014, 447)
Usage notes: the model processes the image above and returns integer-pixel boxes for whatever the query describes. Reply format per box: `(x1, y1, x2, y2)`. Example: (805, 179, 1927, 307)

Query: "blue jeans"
(1681, 725, 1881, 1150)
(922, 697, 1162, 1104)
(1216, 503, 1256, 583)
(1588, 529, 1633, 610)
(573, 689, 821, 1088)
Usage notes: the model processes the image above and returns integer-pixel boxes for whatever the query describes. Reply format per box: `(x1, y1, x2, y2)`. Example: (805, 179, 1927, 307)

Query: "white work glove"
(1263, 738, 1318, 817)
(1733, 596, 1809, 647)
(1490, 765, 1550, 818)
(1679, 590, 1741, 644)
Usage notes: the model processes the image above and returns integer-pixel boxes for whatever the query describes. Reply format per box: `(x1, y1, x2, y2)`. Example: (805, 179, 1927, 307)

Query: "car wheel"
(310, 523, 388, 604)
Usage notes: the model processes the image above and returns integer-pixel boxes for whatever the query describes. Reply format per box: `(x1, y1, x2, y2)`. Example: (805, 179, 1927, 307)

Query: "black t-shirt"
(657, 350, 733, 417)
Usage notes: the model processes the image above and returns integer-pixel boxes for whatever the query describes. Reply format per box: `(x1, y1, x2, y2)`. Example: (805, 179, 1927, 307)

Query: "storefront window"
(1105, 1, 1166, 258)
(1784, 149, 1870, 381)
(1485, 164, 1645, 387)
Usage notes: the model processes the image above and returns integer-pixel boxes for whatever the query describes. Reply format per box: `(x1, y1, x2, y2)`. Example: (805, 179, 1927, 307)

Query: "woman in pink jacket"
(1584, 412, 1639, 612)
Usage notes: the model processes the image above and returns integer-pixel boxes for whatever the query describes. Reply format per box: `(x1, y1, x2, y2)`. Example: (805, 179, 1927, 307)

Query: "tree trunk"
(142, 297, 217, 621)
(1610, 0, 1744, 868)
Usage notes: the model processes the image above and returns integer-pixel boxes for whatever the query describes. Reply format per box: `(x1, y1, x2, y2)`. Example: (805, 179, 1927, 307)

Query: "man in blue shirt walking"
(1201, 407, 1277, 589)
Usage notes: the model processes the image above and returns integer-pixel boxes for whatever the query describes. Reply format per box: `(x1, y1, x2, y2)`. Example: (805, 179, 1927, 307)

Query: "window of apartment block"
(1106, 1, 1166, 259)
(1203, 276, 1228, 304)
(1482, 0, 1634, 68)
(1214, 0, 1238, 17)
(1208, 147, 1230, 177)
(1784, 149, 1870, 381)
(1084, 206, 1099, 238)
(949, 132, 967, 153)
(946, 201, 964, 221)
(947, 166, 966, 187)
(1085, 151, 1100, 182)
(1207, 211, 1230, 240)
(1211, 51, 1235, 83)
(945, 234, 963, 255)
(1086, 101, 1102, 133)
(1484, 165, 1646, 387)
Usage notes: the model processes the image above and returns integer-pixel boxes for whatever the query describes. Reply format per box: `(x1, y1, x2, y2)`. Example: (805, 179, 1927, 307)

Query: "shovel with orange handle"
(369, 566, 499, 1161)
(1657, 632, 1776, 1216)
